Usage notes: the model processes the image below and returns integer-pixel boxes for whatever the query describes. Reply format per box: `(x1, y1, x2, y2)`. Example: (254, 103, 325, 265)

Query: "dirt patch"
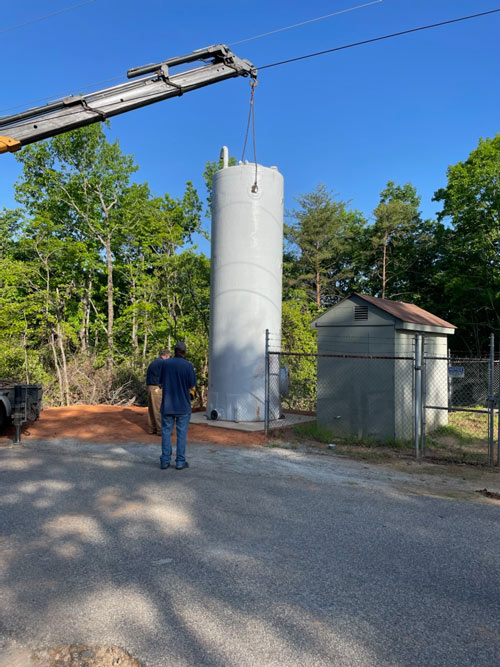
(0, 642, 142, 666)
(0, 405, 266, 447)
(476, 488, 500, 500)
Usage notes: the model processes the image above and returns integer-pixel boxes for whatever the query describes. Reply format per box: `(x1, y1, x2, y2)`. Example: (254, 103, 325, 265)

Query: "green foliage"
(0, 126, 210, 406)
(0, 345, 52, 386)
(0, 209, 23, 259)
(433, 134, 500, 354)
(281, 291, 318, 410)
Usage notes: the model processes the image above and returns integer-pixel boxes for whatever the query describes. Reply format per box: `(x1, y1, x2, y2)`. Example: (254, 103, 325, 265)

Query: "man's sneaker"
(160, 462, 170, 470)
(175, 461, 189, 470)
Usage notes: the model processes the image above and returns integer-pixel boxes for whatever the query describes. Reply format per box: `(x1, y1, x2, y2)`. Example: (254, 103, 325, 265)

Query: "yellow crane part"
(0, 136, 22, 154)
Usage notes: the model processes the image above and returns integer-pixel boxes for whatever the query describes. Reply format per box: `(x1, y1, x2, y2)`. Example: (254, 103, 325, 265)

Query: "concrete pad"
(190, 410, 315, 432)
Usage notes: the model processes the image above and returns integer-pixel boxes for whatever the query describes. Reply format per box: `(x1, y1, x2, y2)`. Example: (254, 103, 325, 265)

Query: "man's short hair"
(174, 341, 187, 353)
(160, 348, 171, 357)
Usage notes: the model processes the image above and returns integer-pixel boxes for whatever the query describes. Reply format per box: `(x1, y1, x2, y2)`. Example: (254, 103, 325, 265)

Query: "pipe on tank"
(219, 145, 229, 168)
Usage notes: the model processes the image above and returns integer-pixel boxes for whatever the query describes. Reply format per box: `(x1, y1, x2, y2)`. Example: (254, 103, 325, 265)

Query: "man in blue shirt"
(146, 348, 170, 435)
(159, 341, 197, 470)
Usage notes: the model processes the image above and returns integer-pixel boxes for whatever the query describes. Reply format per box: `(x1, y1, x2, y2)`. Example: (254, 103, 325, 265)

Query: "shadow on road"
(1, 444, 499, 666)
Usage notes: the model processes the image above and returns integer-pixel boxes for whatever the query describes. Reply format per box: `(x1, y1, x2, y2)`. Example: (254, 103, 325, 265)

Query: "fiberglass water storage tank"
(207, 158, 284, 422)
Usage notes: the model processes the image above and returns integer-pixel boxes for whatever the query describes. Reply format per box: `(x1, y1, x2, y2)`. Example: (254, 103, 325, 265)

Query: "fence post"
(488, 333, 495, 466)
(264, 329, 270, 436)
(498, 336, 500, 467)
(421, 335, 426, 458)
(414, 333, 422, 459)
(447, 348, 452, 409)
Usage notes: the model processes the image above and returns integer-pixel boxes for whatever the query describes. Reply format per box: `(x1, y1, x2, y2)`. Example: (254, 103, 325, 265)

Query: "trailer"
(0, 381, 43, 443)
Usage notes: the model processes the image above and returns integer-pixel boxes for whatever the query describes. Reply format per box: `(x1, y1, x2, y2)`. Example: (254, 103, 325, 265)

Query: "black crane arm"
(0, 44, 256, 154)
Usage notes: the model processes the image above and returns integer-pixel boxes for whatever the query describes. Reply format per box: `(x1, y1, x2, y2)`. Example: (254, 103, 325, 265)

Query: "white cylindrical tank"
(207, 160, 284, 422)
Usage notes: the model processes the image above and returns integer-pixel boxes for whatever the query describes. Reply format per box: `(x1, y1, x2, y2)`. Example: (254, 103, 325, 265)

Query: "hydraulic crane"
(0, 44, 256, 154)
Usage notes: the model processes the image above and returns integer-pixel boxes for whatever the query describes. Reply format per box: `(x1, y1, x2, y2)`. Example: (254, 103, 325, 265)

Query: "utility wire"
(0, 1, 379, 114)
(0, 0, 97, 34)
(1, 7, 499, 123)
(0, 77, 126, 116)
(257, 8, 500, 70)
(229, 0, 382, 46)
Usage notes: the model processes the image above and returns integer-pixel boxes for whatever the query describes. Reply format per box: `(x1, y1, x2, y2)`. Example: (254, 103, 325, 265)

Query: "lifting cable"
(241, 77, 259, 193)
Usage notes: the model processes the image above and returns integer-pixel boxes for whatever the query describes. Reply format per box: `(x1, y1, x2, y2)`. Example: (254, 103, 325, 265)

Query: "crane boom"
(0, 44, 256, 154)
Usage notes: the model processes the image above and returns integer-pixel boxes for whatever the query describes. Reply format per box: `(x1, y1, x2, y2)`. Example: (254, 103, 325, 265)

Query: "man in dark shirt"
(146, 348, 170, 435)
(159, 341, 196, 470)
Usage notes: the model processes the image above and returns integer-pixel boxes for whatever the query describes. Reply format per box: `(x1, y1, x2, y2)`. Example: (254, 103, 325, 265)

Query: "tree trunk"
(105, 235, 114, 374)
(79, 279, 92, 354)
(314, 238, 321, 308)
(142, 329, 148, 367)
(315, 265, 321, 308)
(42, 260, 64, 405)
(55, 288, 70, 406)
(131, 279, 139, 357)
(132, 305, 139, 357)
(382, 233, 388, 299)
(56, 319, 70, 406)
(49, 331, 64, 406)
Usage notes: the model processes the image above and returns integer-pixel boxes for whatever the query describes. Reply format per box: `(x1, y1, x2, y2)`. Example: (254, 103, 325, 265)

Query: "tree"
(433, 135, 500, 354)
(15, 124, 138, 374)
(113, 182, 203, 364)
(361, 181, 426, 299)
(285, 184, 366, 309)
(1, 128, 211, 405)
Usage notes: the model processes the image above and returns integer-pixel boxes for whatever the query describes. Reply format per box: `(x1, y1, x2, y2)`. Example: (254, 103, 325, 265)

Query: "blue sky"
(1, 0, 499, 254)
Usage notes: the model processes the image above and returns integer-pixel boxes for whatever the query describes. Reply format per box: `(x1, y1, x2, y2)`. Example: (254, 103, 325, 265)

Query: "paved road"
(1, 440, 499, 666)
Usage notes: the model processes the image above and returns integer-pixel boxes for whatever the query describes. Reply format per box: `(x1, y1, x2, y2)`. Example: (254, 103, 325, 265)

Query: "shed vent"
(354, 305, 368, 320)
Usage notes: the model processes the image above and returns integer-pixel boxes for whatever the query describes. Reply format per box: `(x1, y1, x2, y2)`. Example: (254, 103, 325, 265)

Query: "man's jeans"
(160, 413, 190, 466)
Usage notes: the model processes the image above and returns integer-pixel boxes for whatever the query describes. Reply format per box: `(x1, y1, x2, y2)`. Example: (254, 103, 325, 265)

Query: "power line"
(0, 0, 97, 34)
(258, 8, 500, 70)
(229, 0, 382, 46)
(1, 7, 499, 123)
(0, 1, 379, 114)
(0, 76, 125, 116)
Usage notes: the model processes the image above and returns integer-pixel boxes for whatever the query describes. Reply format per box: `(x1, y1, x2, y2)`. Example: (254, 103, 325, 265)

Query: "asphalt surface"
(1, 440, 499, 666)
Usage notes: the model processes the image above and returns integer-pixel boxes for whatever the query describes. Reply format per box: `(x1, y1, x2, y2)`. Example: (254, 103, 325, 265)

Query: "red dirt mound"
(1, 405, 266, 447)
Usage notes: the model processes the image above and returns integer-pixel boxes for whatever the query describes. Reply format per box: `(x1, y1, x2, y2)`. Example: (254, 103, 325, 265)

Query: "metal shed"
(311, 294, 456, 442)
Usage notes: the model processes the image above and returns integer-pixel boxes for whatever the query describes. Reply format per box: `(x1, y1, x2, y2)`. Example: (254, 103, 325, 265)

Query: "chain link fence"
(422, 338, 500, 464)
(267, 350, 415, 441)
(266, 331, 500, 466)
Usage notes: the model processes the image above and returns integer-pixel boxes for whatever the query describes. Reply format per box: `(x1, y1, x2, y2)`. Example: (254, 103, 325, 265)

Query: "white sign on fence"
(448, 366, 465, 378)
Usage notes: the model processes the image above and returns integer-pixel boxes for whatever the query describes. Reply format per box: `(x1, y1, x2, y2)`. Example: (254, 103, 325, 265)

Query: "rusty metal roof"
(356, 294, 456, 329)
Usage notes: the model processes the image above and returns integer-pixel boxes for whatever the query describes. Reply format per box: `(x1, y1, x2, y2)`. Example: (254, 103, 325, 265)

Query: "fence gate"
(418, 334, 499, 466)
